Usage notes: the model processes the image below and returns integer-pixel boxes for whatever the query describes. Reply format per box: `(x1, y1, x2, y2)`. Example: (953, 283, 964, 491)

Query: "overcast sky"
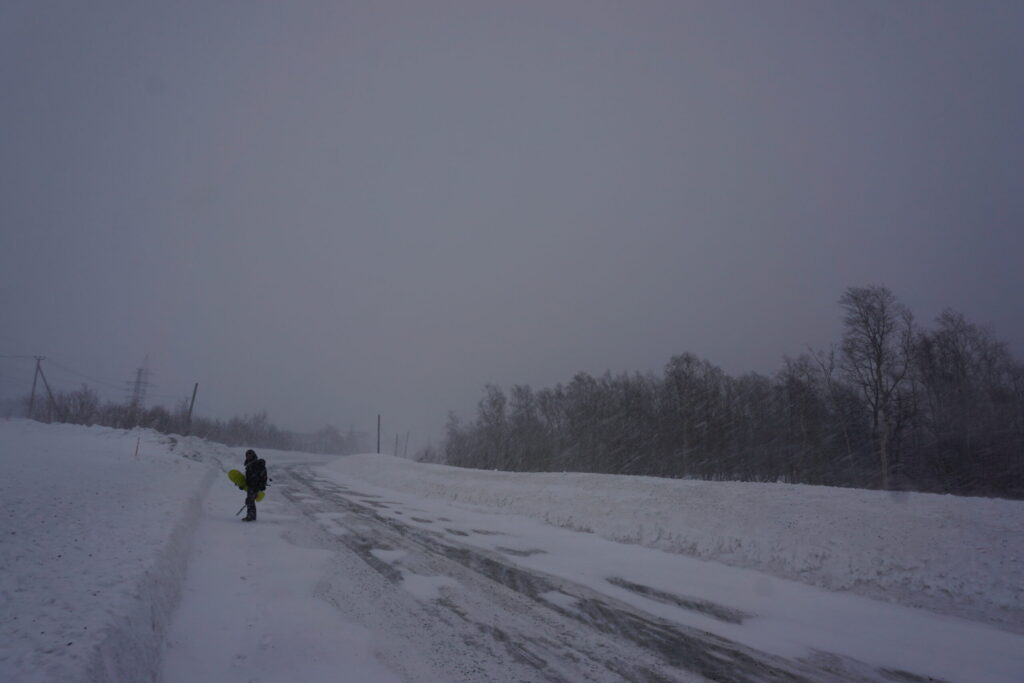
(2, 1, 1022, 451)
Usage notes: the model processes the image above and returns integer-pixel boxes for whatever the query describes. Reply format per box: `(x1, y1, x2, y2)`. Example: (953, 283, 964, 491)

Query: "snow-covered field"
(3, 418, 1024, 682)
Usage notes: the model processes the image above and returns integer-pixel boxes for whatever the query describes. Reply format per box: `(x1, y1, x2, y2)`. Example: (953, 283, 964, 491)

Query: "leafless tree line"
(440, 286, 1024, 497)
(20, 389, 367, 455)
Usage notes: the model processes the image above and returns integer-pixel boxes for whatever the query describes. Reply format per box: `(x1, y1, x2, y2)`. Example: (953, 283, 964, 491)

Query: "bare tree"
(839, 285, 915, 489)
(811, 346, 854, 463)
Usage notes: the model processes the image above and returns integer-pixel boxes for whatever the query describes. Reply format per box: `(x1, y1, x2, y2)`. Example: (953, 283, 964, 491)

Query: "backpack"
(254, 459, 268, 491)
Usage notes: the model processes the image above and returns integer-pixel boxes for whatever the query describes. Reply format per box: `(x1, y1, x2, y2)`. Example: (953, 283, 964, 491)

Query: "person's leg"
(244, 489, 257, 521)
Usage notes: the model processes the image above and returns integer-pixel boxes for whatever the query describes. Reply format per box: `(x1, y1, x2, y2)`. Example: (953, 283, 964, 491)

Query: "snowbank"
(325, 454, 1024, 631)
(0, 419, 218, 683)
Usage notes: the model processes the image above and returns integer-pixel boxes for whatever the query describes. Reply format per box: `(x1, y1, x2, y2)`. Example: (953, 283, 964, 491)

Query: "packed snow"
(3, 418, 1024, 682)
(159, 479, 402, 683)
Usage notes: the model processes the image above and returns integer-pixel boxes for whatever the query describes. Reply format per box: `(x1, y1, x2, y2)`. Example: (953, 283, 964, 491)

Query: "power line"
(5, 356, 127, 396)
(7, 354, 205, 412)
(40, 369, 108, 388)
(0, 371, 34, 386)
(44, 358, 186, 404)
(46, 359, 125, 392)
(21, 358, 190, 403)
(35, 369, 120, 396)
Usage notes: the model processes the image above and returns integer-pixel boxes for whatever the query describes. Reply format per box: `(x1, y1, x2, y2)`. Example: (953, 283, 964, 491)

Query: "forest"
(436, 286, 1024, 498)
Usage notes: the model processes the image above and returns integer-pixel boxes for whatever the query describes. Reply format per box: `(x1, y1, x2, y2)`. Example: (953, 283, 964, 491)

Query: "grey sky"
(3, 1, 1022, 449)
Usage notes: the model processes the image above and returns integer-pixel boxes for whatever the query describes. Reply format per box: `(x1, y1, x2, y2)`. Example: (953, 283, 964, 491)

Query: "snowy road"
(280, 465, 817, 683)
(158, 449, 1024, 683)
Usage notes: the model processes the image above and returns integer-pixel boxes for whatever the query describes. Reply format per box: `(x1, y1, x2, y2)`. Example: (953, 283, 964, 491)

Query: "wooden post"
(186, 383, 199, 434)
(28, 357, 41, 418)
(36, 363, 61, 421)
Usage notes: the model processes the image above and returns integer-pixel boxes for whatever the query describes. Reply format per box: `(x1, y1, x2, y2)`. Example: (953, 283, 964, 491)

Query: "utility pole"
(35, 360, 60, 421)
(185, 382, 199, 434)
(377, 414, 381, 454)
(29, 357, 42, 417)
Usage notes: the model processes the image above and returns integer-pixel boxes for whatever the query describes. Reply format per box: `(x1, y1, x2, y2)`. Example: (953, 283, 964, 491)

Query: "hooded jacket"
(244, 451, 268, 492)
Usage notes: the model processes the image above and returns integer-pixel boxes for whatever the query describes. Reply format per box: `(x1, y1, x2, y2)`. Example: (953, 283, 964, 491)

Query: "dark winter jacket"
(245, 457, 268, 492)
